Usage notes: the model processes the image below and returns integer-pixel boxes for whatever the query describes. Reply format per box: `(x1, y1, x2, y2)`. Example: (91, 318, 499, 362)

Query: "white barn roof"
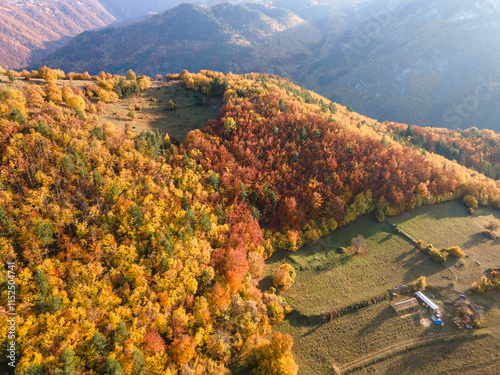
(415, 291, 439, 311)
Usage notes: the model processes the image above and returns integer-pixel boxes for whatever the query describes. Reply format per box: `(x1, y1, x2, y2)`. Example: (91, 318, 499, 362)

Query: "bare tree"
(485, 220, 499, 232)
(350, 234, 368, 256)
(484, 220, 499, 239)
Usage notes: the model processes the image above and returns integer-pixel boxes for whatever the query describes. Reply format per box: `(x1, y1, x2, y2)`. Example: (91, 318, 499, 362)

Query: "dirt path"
(338, 331, 489, 374)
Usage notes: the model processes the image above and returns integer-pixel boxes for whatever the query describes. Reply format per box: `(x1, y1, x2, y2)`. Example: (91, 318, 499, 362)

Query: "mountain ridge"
(0, 0, 116, 68)
(39, 0, 500, 131)
(37, 3, 320, 77)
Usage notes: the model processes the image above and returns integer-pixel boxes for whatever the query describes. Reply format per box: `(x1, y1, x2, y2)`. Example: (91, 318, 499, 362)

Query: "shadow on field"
(463, 231, 491, 249)
(141, 82, 221, 142)
(356, 305, 394, 337)
(287, 309, 325, 327)
(394, 248, 416, 262)
(286, 309, 326, 338)
(402, 258, 443, 284)
(258, 275, 273, 292)
(371, 333, 489, 375)
(378, 232, 394, 244)
(291, 216, 395, 259)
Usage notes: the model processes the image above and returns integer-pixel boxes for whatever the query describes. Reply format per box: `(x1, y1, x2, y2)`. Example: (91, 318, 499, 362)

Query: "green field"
(265, 201, 500, 374)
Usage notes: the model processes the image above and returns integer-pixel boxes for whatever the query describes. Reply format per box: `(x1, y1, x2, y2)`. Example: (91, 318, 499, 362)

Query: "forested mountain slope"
(39, 3, 320, 78)
(0, 67, 499, 374)
(0, 0, 115, 69)
(42, 0, 500, 131)
(303, 0, 500, 131)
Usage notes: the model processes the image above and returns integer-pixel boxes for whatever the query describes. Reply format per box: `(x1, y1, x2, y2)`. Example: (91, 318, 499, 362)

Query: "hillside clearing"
(96, 80, 220, 141)
(0, 76, 221, 142)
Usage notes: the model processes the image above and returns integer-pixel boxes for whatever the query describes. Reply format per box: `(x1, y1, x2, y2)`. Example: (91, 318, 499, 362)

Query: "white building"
(415, 291, 440, 312)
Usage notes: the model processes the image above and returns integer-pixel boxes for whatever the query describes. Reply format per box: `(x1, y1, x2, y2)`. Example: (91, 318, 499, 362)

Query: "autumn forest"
(0, 66, 499, 374)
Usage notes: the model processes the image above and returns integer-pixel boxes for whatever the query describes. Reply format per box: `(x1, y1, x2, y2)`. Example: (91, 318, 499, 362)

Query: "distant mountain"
(99, 0, 252, 23)
(97, 0, 373, 24)
(302, 0, 500, 131)
(39, 3, 321, 77)
(0, 0, 254, 69)
(0, 0, 115, 69)
(40, 0, 500, 131)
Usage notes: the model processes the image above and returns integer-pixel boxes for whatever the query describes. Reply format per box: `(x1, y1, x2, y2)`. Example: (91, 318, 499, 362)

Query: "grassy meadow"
(0, 75, 220, 142)
(93, 80, 220, 141)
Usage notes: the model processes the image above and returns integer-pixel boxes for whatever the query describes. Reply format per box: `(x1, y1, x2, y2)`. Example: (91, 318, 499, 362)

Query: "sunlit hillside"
(0, 67, 499, 374)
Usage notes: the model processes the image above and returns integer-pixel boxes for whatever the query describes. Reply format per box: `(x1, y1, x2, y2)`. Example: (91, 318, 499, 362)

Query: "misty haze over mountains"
(3, 0, 500, 130)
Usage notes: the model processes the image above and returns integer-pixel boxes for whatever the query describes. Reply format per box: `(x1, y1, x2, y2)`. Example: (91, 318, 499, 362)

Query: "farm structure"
(391, 298, 418, 312)
(415, 291, 440, 312)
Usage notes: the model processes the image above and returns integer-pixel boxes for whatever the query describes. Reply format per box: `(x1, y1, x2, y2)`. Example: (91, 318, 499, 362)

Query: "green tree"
(35, 269, 63, 314)
(25, 364, 44, 375)
(54, 348, 80, 375)
(113, 321, 130, 345)
(0, 206, 13, 236)
(272, 125, 279, 136)
(224, 117, 237, 133)
(91, 332, 109, 356)
(127, 108, 136, 120)
(11, 108, 25, 124)
(36, 120, 52, 137)
(35, 220, 55, 245)
(129, 204, 144, 228)
(132, 349, 146, 375)
(101, 357, 124, 375)
(279, 98, 286, 112)
(300, 126, 307, 141)
(240, 182, 248, 203)
(126, 69, 137, 81)
(208, 171, 221, 191)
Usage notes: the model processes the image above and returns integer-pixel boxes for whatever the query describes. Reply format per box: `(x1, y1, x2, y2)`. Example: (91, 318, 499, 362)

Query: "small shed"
(392, 298, 418, 312)
(415, 291, 440, 312)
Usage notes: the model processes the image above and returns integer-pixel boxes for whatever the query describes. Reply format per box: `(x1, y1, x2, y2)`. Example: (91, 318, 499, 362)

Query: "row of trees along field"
(0, 66, 500, 374)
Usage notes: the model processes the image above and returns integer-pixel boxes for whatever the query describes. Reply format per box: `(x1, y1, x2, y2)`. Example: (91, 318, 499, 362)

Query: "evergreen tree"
(113, 321, 130, 345)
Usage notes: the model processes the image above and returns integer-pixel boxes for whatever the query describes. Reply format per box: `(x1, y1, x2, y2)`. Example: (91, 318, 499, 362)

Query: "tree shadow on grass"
(402, 256, 444, 284)
(258, 275, 273, 292)
(356, 305, 395, 337)
(285, 309, 327, 338)
(378, 232, 394, 244)
(370, 332, 491, 375)
(264, 250, 291, 266)
(287, 215, 394, 259)
(287, 309, 325, 328)
(463, 231, 490, 249)
(394, 248, 416, 263)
